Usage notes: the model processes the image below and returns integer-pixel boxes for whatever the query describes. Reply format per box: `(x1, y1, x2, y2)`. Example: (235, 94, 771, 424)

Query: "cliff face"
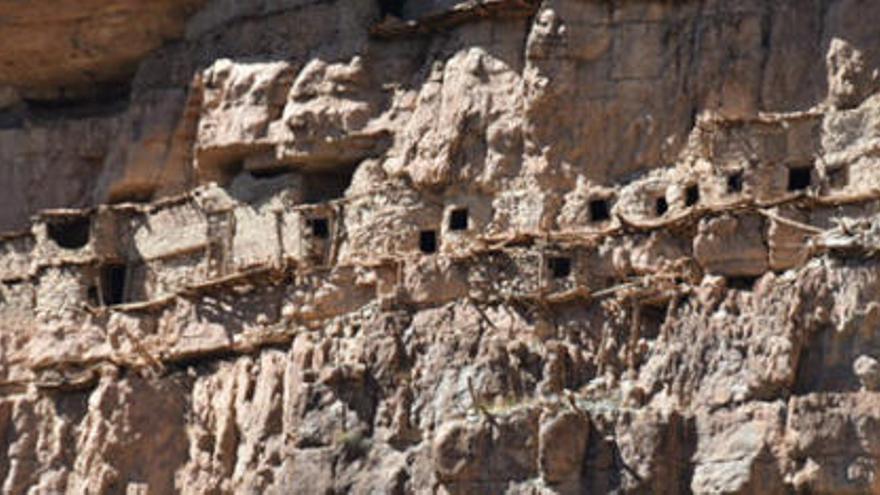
(3, 1, 880, 493)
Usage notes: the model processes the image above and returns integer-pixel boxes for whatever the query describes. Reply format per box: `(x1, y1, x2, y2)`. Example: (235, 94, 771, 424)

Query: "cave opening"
(449, 208, 469, 231)
(308, 218, 330, 239)
(589, 199, 611, 222)
(639, 303, 669, 340)
(654, 197, 668, 217)
(23, 82, 131, 121)
(100, 263, 128, 306)
(548, 257, 572, 279)
(787, 166, 812, 191)
(47, 217, 91, 250)
(419, 230, 437, 254)
(727, 171, 743, 194)
(303, 164, 358, 204)
(685, 184, 700, 207)
(727, 275, 759, 291)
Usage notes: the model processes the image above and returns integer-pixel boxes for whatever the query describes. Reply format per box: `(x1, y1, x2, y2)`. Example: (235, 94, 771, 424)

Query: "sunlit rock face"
(0, 0, 205, 97)
(5, 1, 880, 494)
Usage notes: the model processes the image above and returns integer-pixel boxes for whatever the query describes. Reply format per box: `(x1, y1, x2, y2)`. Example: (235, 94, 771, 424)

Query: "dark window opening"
(419, 230, 437, 254)
(548, 257, 572, 279)
(640, 304, 668, 340)
(303, 164, 358, 204)
(685, 185, 700, 207)
(47, 217, 91, 249)
(787, 166, 812, 191)
(449, 208, 469, 231)
(308, 218, 330, 239)
(100, 264, 127, 306)
(727, 275, 759, 291)
(379, 0, 405, 17)
(589, 199, 611, 222)
(727, 171, 743, 194)
(249, 167, 290, 179)
(828, 166, 848, 189)
(654, 197, 668, 217)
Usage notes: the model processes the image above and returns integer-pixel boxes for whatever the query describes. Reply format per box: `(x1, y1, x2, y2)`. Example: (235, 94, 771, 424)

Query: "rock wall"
(4, 0, 880, 493)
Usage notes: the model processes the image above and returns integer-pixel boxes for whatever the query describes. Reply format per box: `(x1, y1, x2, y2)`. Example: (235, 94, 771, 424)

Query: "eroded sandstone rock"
(4, 1, 880, 494)
(538, 410, 589, 484)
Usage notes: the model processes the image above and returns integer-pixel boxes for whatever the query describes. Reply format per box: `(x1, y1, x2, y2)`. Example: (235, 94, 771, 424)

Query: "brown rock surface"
(5, 0, 880, 494)
(0, 0, 205, 95)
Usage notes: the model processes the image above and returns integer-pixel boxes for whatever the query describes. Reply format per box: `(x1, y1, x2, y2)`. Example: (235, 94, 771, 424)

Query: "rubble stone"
(3, 1, 880, 494)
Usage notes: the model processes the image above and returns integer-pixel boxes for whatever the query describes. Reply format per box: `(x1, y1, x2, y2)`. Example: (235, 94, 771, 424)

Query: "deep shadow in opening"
(589, 199, 611, 222)
(303, 164, 358, 204)
(787, 166, 812, 191)
(249, 167, 290, 180)
(100, 264, 127, 306)
(419, 230, 437, 253)
(639, 304, 668, 340)
(685, 185, 700, 207)
(548, 257, 572, 279)
(24, 82, 131, 121)
(449, 208, 469, 231)
(47, 218, 91, 249)
(727, 275, 759, 291)
(654, 197, 668, 217)
(727, 171, 743, 193)
(210, 159, 246, 187)
(308, 218, 330, 239)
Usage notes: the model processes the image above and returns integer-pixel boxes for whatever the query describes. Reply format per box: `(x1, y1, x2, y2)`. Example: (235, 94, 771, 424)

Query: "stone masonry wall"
(4, 1, 880, 494)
